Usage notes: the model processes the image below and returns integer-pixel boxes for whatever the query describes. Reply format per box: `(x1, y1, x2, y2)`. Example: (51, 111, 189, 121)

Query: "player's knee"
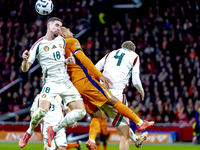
(106, 96, 118, 106)
(38, 108, 47, 118)
(32, 108, 47, 121)
(120, 135, 129, 141)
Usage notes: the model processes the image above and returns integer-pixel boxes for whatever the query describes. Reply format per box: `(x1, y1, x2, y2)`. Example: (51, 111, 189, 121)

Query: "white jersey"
(28, 36, 70, 82)
(95, 48, 140, 91)
(30, 94, 68, 126)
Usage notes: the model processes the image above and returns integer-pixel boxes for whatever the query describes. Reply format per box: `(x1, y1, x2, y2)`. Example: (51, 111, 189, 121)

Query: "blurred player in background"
(95, 41, 148, 149)
(31, 94, 82, 150)
(193, 101, 200, 144)
(95, 110, 108, 150)
(48, 27, 154, 150)
(19, 17, 86, 148)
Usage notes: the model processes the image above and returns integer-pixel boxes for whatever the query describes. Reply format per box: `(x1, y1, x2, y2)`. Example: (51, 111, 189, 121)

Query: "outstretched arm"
(75, 50, 113, 88)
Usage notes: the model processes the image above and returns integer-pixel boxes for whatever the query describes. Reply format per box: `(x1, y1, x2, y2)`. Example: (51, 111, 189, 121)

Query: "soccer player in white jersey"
(19, 17, 86, 148)
(31, 94, 82, 150)
(95, 41, 149, 149)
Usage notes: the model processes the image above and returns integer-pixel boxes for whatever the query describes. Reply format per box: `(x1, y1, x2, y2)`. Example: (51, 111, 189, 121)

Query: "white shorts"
(101, 89, 129, 127)
(42, 125, 67, 150)
(40, 80, 82, 105)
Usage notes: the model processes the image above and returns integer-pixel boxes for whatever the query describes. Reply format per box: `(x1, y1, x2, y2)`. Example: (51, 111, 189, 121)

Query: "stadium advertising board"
(0, 131, 43, 141)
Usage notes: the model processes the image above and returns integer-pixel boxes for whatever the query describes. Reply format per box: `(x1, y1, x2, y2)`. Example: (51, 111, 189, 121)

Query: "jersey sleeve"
(132, 72, 144, 93)
(68, 38, 102, 79)
(30, 94, 40, 112)
(95, 53, 109, 72)
(132, 55, 140, 73)
(28, 39, 42, 64)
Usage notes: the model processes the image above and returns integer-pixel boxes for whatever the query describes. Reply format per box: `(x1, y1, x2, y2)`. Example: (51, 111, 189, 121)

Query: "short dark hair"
(47, 17, 62, 24)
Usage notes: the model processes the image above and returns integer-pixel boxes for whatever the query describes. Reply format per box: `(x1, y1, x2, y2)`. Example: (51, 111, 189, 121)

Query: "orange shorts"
(73, 76, 113, 114)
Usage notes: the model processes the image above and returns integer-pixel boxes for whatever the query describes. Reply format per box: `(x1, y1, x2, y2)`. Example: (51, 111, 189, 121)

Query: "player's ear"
(47, 23, 50, 30)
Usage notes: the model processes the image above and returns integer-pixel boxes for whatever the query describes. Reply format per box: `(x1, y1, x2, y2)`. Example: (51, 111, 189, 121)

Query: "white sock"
(53, 109, 86, 133)
(129, 128, 138, 142)
(137, 120, 143, 126)
(89, 139, 95, 143)
(27, 108, 47, 135)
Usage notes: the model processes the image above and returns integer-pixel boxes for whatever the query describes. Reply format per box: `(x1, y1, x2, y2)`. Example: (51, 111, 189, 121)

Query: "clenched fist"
(22, 50, 30, 61)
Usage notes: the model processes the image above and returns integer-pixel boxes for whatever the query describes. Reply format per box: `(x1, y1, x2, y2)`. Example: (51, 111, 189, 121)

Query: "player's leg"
(53, 129, 67, 150)
(95, 133, 101, 150)
(99, 116, 107, 150)
(79, 78, 154, 131)
(54, 128, 82, 150)
(50, 82, 86, 132)
(19, 92, 51, 148)
(47, 83, 86, 147)
(66, 141, 82, 150)
(27, 100, 50, 135)
(116, 125, 130, 150)
(84, 100, 102, 150)
(50, 100, 86, 134)
(105, 96, 154, 131)
(102, 134, 107, 150)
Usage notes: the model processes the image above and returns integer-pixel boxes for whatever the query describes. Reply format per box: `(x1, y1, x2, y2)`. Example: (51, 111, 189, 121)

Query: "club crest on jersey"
(59, 43, 62, 48)
(56, 99, 59, 103)
(43, 46, 50, 52)
(41, 94, 46, 98)
(75, 43, 80, 48)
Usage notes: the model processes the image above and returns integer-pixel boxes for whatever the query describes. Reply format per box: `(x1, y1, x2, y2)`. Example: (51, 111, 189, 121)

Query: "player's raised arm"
(131, 55, 144, 100)
(95, 55, 107, 72)
(21, 50, 32, 72)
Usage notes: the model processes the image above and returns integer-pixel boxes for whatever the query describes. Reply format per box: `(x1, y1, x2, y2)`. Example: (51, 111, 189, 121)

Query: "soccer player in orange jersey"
(47, 27, 154, 150)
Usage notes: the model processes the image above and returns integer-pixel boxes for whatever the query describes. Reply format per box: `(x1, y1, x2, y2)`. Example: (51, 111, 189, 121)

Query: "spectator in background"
(158, 67, 168, 83)
(14, 113, 21, 122)
(0, 97, 8, 114)
(173, 101, 188, 124)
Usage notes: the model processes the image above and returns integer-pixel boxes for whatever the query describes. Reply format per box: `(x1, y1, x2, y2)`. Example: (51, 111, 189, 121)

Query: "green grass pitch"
(0, 142, 200, 150)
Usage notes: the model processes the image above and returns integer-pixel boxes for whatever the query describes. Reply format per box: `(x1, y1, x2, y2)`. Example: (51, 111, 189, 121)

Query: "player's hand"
(99, 75, 113, 89)
(22, 50, 30, 61)
(65, 56, 75, 64)
(140, 92, 145, 101)
(71, 122, 78, 128)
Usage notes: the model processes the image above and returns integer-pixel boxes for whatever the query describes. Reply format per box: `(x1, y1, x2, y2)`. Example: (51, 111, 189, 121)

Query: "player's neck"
(45, 32, 55, 41)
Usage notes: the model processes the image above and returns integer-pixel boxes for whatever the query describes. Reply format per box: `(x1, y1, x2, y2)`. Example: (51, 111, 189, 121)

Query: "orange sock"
(66, 142, 79, 149)
(103, 145, 107, 150)
(89, 118, 102, 140)
(114, 100, 140, 124)
(97, 145, 101, 150)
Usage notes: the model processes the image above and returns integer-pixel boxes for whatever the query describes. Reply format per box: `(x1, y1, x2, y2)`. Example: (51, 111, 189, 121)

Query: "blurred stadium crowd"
(0, 0, 200, 128)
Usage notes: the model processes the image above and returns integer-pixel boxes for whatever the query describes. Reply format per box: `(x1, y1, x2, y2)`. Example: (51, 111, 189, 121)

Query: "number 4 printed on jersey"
(114, 50, 125, 66)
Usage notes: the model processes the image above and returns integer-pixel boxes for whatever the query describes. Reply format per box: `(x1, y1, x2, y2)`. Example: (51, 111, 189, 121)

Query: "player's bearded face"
(49, 21, 62, 38)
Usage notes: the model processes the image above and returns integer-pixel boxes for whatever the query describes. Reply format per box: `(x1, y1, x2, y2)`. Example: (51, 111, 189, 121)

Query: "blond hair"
(121, 41, 136, 51)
